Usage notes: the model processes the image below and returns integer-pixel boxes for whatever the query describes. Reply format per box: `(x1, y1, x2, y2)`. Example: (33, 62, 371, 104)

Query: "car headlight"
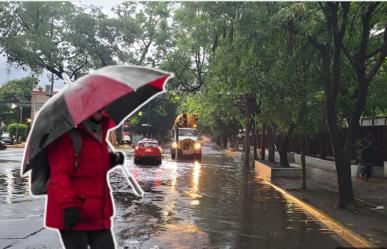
(194, 143, 201, 150)
(172, 142, 177, 148)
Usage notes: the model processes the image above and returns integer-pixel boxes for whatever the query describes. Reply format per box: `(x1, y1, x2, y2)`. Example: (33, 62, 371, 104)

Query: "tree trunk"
(334, 150, 355, 208)
(275, 134, 290, 167)
(253, 121, 257, 160)
(242, 137, 246, 152)
(232, 137, 239, 150)
(261, 124, 266, 160)
(320, 133, 327, 159)
(326, 96, 356, 208)
(222, 134, 228, 149)
(267, 125, 275, 162)
(317, 8, 356, 207)
(216, 136, 221, 147)
(253, 122, 257, 163)
(301, 135, 307, 190)
(311, 2, 387, 209)
(244, 122, 251, 167)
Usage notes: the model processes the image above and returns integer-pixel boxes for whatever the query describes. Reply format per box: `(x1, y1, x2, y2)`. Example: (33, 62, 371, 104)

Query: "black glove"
(63, 207, 81, 229)
(109, 152, 125, 167)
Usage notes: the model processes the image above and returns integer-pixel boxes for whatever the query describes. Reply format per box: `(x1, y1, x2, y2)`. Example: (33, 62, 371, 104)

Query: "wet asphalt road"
(0, 146, 346, 249)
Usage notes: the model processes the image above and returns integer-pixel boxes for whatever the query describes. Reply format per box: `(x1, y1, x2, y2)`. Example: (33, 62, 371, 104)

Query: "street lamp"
(11, 103, 23, 144)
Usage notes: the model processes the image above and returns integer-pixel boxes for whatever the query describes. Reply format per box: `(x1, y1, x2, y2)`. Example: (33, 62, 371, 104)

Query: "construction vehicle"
(170, 113, 202, 161)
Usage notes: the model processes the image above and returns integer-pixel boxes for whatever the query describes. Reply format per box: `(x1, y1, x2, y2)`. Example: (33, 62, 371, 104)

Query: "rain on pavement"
(0, 146, 347, 249)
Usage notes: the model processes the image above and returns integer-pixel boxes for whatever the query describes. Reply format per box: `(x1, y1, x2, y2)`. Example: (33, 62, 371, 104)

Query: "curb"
(264, 179, 376, 248)
(6, 144, 25, 149)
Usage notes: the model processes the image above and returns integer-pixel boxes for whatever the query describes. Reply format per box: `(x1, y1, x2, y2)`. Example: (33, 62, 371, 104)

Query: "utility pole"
(50, 72, 54, 96)
(261, 124, 266, 160)
(11, 103, 23, 144)
(147, 103, 151, 137)
(18, 106, 23, 144)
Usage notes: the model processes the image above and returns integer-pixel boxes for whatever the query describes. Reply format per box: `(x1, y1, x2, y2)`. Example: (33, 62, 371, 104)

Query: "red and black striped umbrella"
(22, 65, 172, 174)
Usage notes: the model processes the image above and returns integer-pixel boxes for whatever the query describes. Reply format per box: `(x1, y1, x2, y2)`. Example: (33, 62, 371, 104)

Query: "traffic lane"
(0, 149, 61, 249)
(0, 147, 347, 248)
(110, 154, 346, 249)
(0, 148, 24, 165)
(110, 161, 210, 249)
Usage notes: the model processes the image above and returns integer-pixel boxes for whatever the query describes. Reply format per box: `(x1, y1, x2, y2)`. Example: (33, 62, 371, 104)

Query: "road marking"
(265, 180, 375, 248)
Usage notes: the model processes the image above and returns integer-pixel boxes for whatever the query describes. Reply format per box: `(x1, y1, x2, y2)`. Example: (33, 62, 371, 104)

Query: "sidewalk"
(264, 161, 387, 247)
(6, 143, 26, 149)
(114, 144, 134, 153)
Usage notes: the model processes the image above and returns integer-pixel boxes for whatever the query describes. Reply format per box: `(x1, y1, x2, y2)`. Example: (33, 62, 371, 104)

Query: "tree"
(113, 2, 172, 67)
(0, 2, 18, 55)
(0, 2, 118, 86)
(166, 2, 232, 92)
(262, 3, 327, 171)
(364, 61, 387, 116)
(0, 76, 37, 125)
(128, 94, 177, 143)
(180, 81, 242, 148)
(7, 123, 28, 141)
(308, 2, 387, 208)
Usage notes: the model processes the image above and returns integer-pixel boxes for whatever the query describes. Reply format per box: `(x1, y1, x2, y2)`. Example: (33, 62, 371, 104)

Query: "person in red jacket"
(46, 110, 124, 249)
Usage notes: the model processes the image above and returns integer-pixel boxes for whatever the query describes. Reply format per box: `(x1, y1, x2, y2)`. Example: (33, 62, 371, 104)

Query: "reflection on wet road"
(0, 149, 31, 204)
(110, 146, 345, 249)
(0, 167, 30, 204)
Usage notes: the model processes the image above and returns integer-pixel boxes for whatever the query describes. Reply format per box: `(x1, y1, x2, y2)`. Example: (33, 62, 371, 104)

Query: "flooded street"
(0, 147, 346, 249)
(0, 150, 31, 205)
(110, 145, 345, 249)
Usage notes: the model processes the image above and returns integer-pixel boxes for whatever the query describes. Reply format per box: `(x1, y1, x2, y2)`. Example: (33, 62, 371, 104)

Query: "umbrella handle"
(120, 165, 144, 198)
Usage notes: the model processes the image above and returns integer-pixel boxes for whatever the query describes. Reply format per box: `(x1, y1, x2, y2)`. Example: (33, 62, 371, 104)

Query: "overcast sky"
(74, 0, 125, 14)
(0, 0, 126, 90)
(0, 54, 64, 89)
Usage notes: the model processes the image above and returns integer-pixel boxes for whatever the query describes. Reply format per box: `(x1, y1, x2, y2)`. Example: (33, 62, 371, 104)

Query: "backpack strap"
(69, 128, 82, 168)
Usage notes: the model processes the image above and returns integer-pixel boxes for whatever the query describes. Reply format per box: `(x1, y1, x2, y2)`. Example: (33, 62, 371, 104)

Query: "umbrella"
(22, 65, 172, 196)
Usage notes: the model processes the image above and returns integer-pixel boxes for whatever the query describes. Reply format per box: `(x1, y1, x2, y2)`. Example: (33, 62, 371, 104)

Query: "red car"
(134, 139, 162, 165)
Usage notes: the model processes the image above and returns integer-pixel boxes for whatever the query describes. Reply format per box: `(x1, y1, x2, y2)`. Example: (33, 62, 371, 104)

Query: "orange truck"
(170, 113, 202, 161)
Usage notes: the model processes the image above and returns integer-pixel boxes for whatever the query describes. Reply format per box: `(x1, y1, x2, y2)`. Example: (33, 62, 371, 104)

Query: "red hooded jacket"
(46, 115, 116, 230)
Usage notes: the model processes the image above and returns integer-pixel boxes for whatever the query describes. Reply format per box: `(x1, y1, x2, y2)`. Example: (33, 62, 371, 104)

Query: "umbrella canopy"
(22, 65, 172, 174)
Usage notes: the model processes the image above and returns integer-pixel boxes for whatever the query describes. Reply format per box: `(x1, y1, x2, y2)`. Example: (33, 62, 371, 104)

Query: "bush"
(7, 123, 29, 141)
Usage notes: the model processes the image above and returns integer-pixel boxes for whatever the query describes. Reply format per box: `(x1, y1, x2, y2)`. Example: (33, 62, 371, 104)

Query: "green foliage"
(173, 2, 327, 144)
(0, 1, 386, 154)
(365, 61, 387, 116)
(113, 2, 172, 66)
(0, 77, 36, 125)
(0, 76, 36, 101)
(128, 94, 177, 143)
(7, 123, 29, 141)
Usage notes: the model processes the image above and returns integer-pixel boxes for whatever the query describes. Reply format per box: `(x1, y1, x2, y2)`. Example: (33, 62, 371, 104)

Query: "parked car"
(0, 133, 14, 145)
(134, 139, 162, 165)
(0, 140, 7, 150)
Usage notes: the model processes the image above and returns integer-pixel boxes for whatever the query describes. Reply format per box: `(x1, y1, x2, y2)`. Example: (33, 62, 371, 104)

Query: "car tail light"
(135, 146, 139, 150)
(158, 146, 162, 153)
